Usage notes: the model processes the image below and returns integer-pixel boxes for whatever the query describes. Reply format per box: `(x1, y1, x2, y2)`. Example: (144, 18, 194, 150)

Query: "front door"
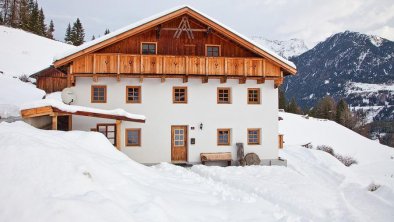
(171, 125, 188, 162)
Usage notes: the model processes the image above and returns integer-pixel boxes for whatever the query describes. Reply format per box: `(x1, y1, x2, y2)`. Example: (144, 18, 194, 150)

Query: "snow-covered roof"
(54, 5, 295, 69)
(21, 99, 146, 122)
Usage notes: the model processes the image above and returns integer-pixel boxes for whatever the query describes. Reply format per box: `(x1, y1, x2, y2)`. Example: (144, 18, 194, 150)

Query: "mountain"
(0, 25, 74, 77)
(251, 36, 308, 59)
(284, 31, 394, 112)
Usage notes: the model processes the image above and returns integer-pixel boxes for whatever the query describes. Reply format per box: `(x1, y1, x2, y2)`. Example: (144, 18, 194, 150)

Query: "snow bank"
(0, 119, 393, 221)
(21, 99, 146, 121)
(54, 5, 295, 69)
(0, 75, 45, 118)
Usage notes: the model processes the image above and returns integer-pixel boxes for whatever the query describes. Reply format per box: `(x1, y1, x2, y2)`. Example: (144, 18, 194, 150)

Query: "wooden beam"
(161, 76, 166, 83)
(257, 78, 265, 84)
(239, 77, 246, 84)
(115, 120, 122, 150)
(52, 113, 58, 130)
(68, 115, 72, 131)
(220, 76, 227, 84)
(202, 76, 208, 84)
(117, 54, 121, 82)
(139, 76, 143, 83)
(52, 108, 146, 123)
(183, 75, 188, 83)
(93, 74, 98, 82)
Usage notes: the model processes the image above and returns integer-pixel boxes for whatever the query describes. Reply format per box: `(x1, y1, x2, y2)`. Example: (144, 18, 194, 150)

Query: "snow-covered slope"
(1, 116, 394, 221)
(279, 112, 394, 187)
(0, 25, 74, 77)
(251, 37, 308, 59)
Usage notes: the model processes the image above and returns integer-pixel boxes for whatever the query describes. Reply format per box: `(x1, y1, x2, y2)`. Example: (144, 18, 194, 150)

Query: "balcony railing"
(72, 53, 282, 77)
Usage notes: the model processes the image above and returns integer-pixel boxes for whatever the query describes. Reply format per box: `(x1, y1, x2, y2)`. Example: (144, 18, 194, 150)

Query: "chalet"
(25, 6, 296, 165)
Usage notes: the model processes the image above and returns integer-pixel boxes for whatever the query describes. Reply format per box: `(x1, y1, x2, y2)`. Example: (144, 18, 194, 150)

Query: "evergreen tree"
(64, 22, 71, 43)
(287, 97, 302, 114)
(46, 19, 54, 39)
(0, 0, 11, 25)
(9, 0, 19, 27)
(313, 96, 336, 120)
(278, 89, 287, 110)
(38, 7, 46, 36)
(69, 18, 84, 46)
(336, 98, 355, 129)
(91, 35, 95, 40)
(0, 12, 3, 24)
(28, 0, 39, 34)
(19, 0, 29, 30)
(104, 28, 110, 35)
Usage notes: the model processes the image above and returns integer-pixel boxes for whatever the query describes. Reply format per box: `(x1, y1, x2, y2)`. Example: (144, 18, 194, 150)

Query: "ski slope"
(0, 116, 393, 222)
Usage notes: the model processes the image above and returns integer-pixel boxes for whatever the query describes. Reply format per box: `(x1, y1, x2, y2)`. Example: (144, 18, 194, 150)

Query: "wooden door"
(171, 126, 188, 162)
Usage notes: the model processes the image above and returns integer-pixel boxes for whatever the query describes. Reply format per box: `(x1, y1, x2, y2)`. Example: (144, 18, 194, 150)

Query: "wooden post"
(116, 120, 122, 150)
(52, 113, 58, 130)
(68, 115, 72, 131)
(117, 54, 121, 81)
(263, 59, 266, 77)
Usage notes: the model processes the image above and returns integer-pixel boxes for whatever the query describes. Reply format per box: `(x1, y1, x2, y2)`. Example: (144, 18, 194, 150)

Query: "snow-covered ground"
(1, 112, 393, 221)
(0, 25, 74, 77)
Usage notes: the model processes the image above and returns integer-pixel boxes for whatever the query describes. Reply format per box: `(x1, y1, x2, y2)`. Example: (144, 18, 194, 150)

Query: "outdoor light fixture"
(200, 123, 203, 130)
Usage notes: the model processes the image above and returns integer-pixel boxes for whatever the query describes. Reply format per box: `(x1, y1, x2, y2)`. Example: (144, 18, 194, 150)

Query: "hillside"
(0, 25, 74, 77)
(0, 26, 73, 118)
(251, 36, 308, 59)
(1, 113, 393, 221)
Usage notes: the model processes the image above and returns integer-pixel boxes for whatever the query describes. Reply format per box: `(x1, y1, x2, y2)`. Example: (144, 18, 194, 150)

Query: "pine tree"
(28, 0, 39, 34)
(46, 19, 54, 39)
(0, 12, 3, 24)
(336, 99, 355, 129)
(278, 89, 287, 110)
(91, 35, 95, 40)
(9, 0, 19, 27)
(64, 22, 71, 43)
(70, 18, 84, 46)
(19, 0, 29, 30)
(0, 0, 11, 25)
(313, 96, 336, 120)
(287, 97, 302, 114)
(104, 28, 110, 35)
(38, 7, 46, 36)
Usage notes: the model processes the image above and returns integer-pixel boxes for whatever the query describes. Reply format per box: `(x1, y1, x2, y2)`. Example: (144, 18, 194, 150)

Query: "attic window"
(206, 45, 220, 57)
(141, 42, 157, 54)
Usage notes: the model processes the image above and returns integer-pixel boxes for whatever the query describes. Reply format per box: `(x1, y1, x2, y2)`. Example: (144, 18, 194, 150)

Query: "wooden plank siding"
(72, 53, 281, 77)
(96, 16, 258, 58)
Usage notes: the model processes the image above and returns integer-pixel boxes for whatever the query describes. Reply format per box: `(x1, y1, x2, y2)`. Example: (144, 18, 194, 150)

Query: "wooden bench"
(200, 152, 232, 166)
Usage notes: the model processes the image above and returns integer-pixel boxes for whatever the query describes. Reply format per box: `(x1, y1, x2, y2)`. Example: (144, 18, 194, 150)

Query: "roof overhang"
(21, 106, 146, 123)
(53, 6, 296, 75)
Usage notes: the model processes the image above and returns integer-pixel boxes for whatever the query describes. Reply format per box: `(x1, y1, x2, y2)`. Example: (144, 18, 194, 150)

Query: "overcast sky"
(39, 0, 394, 48)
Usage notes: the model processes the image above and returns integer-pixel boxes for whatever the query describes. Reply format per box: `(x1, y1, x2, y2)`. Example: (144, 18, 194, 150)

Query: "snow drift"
(1, 117, 394, 221)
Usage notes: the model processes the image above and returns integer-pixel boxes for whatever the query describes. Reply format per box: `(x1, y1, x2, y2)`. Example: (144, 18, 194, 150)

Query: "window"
(173, 87, 187, 103)
(217, 88, 231, 104)
(217, 129, 231, 146)
(248, 88, 261, 104)
(141, 42, 157, 55)
(97, 124, 116, 146)
(126, 86, 141, 103)
(91, 85, 106, 103)
(125, 128, 141, 146)
(174, 128, 185, 146)
(206, 45, 220, 57)
(248, 128, 261, 145)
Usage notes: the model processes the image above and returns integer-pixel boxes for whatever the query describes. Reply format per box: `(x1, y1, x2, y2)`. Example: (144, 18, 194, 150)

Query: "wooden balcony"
(72, 53, 282, 78)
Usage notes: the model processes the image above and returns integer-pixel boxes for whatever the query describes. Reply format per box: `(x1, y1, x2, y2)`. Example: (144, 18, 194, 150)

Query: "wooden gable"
(97, 15, 259, 58)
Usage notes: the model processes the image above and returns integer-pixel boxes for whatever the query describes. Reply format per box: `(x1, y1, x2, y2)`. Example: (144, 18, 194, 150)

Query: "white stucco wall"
(71, 77, 279, 164)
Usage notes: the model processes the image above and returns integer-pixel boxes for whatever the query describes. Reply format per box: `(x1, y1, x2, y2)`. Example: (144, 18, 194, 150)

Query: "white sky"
(39, 0, 394, 48)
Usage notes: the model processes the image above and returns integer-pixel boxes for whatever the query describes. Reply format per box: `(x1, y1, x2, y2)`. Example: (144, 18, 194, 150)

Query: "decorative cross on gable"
(173, 16, 194, 39)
